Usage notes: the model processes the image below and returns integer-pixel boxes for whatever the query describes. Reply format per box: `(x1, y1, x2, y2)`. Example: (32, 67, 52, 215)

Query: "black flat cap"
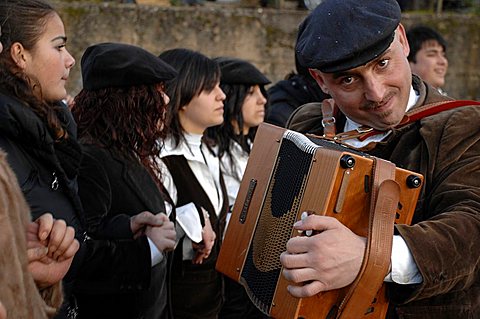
(296, 0, 401, 73)
(214, 57, 271, 85)
(81, 42, 177, 90)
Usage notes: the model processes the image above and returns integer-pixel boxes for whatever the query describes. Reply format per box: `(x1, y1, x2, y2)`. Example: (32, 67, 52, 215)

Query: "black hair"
(407, 25, 447, 63)
(158, 48, 221, 147)
(206, 82, 267, 178)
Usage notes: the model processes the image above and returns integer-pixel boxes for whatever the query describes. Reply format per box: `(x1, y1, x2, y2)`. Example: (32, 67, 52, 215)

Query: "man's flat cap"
(214, 57, 271, 85)
(296, 0, 401, 73)
(81, 42, 177, 90)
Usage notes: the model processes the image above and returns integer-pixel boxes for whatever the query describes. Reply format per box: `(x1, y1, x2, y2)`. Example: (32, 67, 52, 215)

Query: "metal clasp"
(321, 116, 336, 128)
(51, 172, 59, 190)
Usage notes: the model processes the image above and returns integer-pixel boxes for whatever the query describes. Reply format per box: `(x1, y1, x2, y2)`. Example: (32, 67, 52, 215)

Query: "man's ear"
(397, 23, 410, 58)
(10, 42, 28, 69)
(309, 68, 329, 94)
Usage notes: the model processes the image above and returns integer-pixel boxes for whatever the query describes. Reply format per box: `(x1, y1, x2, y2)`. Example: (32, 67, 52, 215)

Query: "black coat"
(0, 91, 87, 318)
(74, 145, 170, 319)
(265, 73, 329, 128)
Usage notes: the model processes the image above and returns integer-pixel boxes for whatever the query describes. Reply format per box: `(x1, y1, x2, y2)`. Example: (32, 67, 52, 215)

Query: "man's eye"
(378, 59, 389, 68)
(342, 76, 354, 85)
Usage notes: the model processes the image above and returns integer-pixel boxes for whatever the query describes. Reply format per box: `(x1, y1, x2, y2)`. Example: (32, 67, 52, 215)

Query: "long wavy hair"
(158, 48, 221, 147)
(73, 85, 168, 182)
(0, 0, 67, 140)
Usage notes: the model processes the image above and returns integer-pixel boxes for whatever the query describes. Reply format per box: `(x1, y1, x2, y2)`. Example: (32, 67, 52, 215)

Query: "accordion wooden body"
(216, 123, 423, 319)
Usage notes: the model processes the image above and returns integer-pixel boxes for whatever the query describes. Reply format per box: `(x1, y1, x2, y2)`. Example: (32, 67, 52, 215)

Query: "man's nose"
(364, 76, 386, 102)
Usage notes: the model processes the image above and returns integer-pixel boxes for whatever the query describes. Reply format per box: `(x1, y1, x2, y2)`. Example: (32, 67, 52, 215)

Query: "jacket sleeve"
(393, 106, 480, 303)
(74, 148, 151, 294)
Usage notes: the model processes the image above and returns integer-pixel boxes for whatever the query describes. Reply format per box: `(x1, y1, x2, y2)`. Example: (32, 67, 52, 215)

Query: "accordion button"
(406, 175, 422, 188)
(340, 155, 356, 168)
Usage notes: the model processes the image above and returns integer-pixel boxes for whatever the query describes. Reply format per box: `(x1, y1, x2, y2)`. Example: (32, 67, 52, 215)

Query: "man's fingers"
(287, 280, 326, 298)
(284, 236, 311, 255)
(293, 215, 339, 232)
(282, 265, 319, 284)
(35, 213, 54, 241)
(280, 249, 312, 268)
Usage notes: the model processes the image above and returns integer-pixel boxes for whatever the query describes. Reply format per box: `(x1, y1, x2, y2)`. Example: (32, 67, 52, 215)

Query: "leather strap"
(321, 99, 337, 138)
(323, 100, 480, 143)
(337, 158, 400, 318)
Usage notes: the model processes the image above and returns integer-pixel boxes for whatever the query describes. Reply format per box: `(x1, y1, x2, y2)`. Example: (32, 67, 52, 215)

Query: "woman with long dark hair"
(72, 42, 177, 319)
(158, 48, 227, 319)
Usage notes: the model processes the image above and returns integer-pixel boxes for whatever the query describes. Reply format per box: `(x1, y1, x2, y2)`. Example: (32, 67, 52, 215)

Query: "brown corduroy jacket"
(287, 76, 480, 318)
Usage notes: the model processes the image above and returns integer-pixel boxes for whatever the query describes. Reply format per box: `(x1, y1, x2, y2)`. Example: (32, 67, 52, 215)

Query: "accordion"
(216, 123, 423, 319)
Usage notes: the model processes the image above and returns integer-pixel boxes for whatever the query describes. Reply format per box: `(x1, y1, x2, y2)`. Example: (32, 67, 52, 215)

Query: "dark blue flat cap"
(214, 57, 271, 85)
(81, 42, 177, 90)
(296, 0, 401, 73)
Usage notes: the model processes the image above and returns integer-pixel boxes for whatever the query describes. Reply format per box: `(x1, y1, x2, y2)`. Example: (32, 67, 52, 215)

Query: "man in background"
(407, 26, 449, 95)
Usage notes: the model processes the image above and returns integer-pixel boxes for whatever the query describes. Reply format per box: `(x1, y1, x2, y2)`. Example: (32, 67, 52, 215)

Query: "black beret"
(81, 42, 177, 90)
(214, 57, 271, 85)
(296, 0, 401, 73)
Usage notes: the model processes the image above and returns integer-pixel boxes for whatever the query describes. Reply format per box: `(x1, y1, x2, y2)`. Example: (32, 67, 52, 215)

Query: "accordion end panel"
(216, 124, 285, 282)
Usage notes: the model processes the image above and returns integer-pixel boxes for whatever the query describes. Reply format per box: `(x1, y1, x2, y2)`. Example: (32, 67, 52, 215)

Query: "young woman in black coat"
(72, 42, 177, 319)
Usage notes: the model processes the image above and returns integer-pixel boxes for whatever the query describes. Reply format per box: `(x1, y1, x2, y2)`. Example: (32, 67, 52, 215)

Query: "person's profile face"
(409, 40, 448, 89)
(21, 13, 75, 102)
(179, 82, 226, 134)
(310, 28, 412, 131)
(237, 85, 267, 134)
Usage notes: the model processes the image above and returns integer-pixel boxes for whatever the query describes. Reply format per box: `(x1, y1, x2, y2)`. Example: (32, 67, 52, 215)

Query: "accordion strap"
(331, 100, 480, 142)
(337, 158, 400, 318)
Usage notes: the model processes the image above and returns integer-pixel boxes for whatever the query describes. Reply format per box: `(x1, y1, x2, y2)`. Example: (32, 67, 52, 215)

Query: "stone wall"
(56, 2, 480, 100)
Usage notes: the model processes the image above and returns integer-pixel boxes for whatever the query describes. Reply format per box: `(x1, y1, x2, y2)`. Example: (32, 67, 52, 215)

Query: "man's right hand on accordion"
(280, 214, 367, 297)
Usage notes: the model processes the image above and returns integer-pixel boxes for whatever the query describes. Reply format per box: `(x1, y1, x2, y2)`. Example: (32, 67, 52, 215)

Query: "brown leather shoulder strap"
(337, 158, 400, 318)
(321, 99, 338, 138)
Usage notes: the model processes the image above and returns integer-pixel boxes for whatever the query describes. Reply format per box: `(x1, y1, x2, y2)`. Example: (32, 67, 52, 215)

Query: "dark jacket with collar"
(74, 144, 171, 319)
(0, 91, 87, 318)
(286, 75, 480, 318)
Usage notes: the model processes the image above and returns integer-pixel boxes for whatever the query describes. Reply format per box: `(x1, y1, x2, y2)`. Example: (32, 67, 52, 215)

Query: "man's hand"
(145, 213, 176, 252)
(130, 211, 165, 239)
(192, 214, 216, 265)
(279, 215, 366, 298)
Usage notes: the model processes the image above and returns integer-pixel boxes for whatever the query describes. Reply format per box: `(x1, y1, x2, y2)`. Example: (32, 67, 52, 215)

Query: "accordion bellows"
(216, 123, 423, 319)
